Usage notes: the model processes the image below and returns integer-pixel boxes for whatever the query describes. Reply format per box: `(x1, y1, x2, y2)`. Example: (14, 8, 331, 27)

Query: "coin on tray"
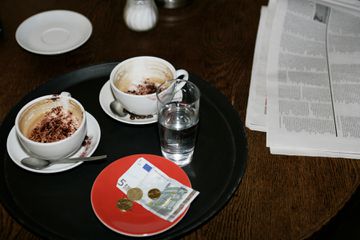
(116, 198, 133, 212)
(127, 187, 143, 201)
(148, 188, 161, 199)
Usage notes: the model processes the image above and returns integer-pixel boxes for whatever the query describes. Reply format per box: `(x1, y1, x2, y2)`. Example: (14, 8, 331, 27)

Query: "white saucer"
(15, 10, 92, 55)
(6, 112, 101, 174)
(99, 80, 158, 125)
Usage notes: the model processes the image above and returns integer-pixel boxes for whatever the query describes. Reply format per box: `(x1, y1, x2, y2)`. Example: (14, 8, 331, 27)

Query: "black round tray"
(0, 63, 247, 240)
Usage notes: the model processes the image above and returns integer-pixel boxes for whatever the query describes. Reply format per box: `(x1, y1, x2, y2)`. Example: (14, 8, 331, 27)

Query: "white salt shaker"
(124, 0, 158, 31)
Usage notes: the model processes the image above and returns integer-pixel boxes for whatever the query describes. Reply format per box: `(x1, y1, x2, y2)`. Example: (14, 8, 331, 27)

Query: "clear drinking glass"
(156, 79, 200, 166)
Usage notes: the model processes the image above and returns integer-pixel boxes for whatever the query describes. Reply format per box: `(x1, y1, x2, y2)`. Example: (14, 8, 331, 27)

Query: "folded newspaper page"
(246, 0, 360, 159)
(245, 6, 269, 132)
(116, 157, 199, 222)
(245, 0, 278, 132)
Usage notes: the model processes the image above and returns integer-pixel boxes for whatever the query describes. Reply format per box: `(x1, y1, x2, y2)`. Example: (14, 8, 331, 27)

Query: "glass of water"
(156, 79, 200, 166)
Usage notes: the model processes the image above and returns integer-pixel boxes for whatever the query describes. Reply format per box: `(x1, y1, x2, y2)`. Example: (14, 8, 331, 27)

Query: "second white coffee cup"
(110, 56, 188, 116)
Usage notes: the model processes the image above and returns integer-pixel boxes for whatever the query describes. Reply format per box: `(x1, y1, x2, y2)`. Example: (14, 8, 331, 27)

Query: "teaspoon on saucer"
(21, 155, 107, 170)
(110, 100, 127, 117)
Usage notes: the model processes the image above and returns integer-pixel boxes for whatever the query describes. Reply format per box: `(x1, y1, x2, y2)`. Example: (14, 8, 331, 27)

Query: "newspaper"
(245, 0, 278, 132)
(246, 0, 360, 159)
(116, 157, 199, 222)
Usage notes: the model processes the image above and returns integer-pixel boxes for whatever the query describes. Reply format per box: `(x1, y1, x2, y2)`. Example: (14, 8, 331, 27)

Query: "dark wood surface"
(1, 0, 360, 239)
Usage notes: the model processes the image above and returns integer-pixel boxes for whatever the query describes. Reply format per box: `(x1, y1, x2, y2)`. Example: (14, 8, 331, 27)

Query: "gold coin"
(127, 187, 143, 201)
(148, 188, 161, 199)
(116, 198, 133, 212)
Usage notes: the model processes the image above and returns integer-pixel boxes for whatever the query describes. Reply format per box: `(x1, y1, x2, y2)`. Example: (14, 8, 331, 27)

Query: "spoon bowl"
(110, 100, 127, 117)
(21, 155, 107, 170)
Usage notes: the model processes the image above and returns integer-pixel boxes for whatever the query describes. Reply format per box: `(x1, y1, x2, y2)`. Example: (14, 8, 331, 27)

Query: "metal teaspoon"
(110, 100, 127, 117)
(21, 155, 107, 170)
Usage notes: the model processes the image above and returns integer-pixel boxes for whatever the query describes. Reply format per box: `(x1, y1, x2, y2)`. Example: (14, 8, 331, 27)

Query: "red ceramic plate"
(90, 154, 191, 237)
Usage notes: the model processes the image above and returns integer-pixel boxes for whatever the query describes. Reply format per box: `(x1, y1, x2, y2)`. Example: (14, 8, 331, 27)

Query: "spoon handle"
(56, 155, 107, 163)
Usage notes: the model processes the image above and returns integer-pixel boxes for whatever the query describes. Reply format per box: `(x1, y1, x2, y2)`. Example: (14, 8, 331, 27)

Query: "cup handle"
(175, 69, 189, 80)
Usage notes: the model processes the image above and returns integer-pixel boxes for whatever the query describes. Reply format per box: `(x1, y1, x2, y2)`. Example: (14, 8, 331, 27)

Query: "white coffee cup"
(110, 56, 189, 116)
(15, 92, 87, 160)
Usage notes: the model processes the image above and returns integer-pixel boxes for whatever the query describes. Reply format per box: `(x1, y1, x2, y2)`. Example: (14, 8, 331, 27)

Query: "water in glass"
(158, 103, 198, 166)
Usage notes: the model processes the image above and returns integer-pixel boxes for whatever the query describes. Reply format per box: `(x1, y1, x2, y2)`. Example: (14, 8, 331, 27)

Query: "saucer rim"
(15, 10, 92, 55)
(6, 111, 100, 173)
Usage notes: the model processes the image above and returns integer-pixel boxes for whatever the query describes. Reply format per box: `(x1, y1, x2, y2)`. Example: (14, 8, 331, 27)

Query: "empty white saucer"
(6, 112, 101, 174)
(99, 80, 158, 125)
(15, 10, 92, 55)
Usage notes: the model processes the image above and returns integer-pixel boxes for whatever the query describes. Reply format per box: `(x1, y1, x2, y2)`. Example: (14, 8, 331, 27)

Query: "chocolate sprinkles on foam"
(29, 106, 80, 143)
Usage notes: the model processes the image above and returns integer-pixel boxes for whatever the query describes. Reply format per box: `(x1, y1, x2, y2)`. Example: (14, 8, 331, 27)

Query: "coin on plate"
(148, 188, 161, 199)
(116, 198, 133, 212)
(127, 187, 143, 201)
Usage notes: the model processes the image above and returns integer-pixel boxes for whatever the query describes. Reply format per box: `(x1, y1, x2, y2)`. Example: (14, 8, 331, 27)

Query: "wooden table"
(0, 0, 359, 239)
